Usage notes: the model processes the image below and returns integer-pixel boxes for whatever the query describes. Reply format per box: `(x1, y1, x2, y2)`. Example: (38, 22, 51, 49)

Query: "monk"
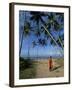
(48, 56, 53, 71)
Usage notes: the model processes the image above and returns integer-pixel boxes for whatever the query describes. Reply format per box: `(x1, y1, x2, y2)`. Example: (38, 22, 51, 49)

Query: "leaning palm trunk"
(19, 30, 24, 56)
(42, 24, 64, 54)
(19, 12, 26, 56)
(58, 37, 64, 49)
(42, 25, 59, 46)
(40, 17, 64, 55)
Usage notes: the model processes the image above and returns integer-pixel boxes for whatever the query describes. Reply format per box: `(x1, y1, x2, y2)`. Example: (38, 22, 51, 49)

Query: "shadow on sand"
(52, 66, 61, 71)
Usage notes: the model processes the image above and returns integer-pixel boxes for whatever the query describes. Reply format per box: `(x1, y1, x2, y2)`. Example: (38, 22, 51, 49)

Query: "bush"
(19, 57, 33, 70)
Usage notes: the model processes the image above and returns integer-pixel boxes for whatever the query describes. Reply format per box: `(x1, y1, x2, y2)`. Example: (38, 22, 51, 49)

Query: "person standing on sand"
(48, 56, 53, 71)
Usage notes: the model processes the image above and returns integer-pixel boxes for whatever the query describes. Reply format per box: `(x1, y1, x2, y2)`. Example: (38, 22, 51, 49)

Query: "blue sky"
(19, 11, 64, 58)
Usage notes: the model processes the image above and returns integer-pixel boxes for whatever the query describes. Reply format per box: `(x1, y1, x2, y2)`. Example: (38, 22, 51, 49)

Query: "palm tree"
(19, 11, 64, 59)
(19, 12, 31, 56)
(30, 11, 46, 58)
(30, 11, 64, 50)
(46, 12, 64, 49)
(19, 12, 26, 56)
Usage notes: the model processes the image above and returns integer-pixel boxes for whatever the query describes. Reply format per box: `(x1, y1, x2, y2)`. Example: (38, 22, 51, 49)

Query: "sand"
(34, 58, 64, 78)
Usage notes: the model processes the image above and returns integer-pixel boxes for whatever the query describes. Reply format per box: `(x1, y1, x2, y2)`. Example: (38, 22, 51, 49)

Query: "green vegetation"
(19, 57, 36, 79)
(19, 11, 64, 56)
(19, 57, 64, 79)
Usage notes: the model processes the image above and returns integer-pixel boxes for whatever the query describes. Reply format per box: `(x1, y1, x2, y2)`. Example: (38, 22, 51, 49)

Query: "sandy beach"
(20, 58, 64, 79)
(33, 58, 64, 78)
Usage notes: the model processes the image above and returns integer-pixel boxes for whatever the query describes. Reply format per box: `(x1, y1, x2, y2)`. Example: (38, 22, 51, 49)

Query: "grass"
(20, 68, 36, 79)
(19, 57, 36, 79)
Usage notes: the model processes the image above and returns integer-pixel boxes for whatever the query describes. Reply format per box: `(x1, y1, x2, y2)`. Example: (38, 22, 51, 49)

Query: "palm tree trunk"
(42, 24, 58, 46)
(19, 12, 26, 56)
(37, 23, 39, 58)
(58, 38, 64, 49)
(19, 30, 24, 56)
(40, 17, 64, 50)
(28, 44, 30, 59)
(42, 24, 63, 54)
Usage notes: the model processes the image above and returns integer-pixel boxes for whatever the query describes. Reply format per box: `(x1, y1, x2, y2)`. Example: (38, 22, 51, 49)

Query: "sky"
(19, 10, 64, 58)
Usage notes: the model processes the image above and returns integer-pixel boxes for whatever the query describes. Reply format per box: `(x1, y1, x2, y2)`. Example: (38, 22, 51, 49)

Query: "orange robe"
(48, 59, 53, 70)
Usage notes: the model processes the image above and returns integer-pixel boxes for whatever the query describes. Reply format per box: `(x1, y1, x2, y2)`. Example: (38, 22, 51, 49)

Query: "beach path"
(35, 59, 64, 78)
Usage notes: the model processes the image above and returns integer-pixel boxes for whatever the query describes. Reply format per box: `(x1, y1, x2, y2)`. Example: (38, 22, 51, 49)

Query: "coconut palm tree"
(46, 12, 64, 49)
(19, 12, 31, 56)
(30, 11, 46, 58)
(30, 11, 64, 50)
(19, 11, 64, 58)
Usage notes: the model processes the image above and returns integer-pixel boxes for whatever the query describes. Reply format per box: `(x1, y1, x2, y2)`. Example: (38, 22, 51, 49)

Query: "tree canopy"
(19, 11, 64, 56)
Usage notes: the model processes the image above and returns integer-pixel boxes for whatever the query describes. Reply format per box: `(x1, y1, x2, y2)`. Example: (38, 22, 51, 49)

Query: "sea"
(21, 55, 64, 60)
